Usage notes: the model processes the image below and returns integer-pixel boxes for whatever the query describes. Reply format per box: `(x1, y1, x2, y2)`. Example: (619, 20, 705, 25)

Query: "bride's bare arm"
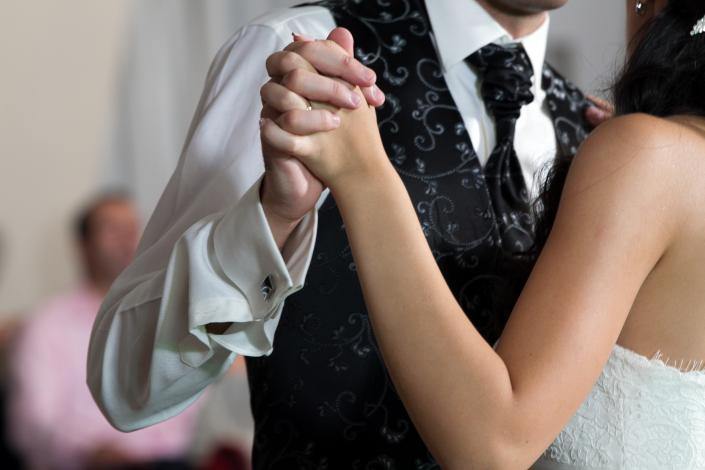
(261, 74, 684, 467)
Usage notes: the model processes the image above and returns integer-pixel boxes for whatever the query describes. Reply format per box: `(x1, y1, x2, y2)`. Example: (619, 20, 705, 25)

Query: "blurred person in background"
(0, 231, 23, 468)
(6, 193, 200, 470)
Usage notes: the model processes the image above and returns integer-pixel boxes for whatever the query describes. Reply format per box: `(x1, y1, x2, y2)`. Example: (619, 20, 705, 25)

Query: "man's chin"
(486, 0, 569, 15)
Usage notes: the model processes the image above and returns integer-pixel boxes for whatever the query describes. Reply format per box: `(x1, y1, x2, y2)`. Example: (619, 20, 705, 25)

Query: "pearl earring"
(635, 0, 648, 16)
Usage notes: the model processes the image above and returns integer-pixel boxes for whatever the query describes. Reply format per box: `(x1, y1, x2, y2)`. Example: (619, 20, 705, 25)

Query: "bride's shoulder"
(564, 113, 705, 198)
(578, 112, 702, 156)
(578, 113, 705, 161)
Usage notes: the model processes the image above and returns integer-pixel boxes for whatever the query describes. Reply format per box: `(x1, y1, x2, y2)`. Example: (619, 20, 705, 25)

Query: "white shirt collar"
(425, 0, 550, 88)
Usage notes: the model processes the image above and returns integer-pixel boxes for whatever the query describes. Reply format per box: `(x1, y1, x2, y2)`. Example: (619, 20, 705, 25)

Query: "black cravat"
(467, 43, 535, 254)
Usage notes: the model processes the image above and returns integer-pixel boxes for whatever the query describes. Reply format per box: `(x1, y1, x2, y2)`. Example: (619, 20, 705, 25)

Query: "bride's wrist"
(330, 151, 397, 198)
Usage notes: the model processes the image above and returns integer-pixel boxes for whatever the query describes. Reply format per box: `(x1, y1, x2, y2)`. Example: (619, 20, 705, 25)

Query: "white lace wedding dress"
(530, 345, 705, 469)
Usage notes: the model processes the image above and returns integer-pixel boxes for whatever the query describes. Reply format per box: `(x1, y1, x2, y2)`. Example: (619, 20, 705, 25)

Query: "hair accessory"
(692, 15, 705, 37)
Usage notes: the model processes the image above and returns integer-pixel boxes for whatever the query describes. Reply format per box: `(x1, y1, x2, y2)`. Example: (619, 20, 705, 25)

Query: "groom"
(252, 1, 595, 467)
(88, 0, 604, 468)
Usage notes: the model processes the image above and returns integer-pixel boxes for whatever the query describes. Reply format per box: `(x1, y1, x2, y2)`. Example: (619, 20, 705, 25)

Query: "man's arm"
(88, 19, 383, 431)
(209, 28, 383, 334)
(87, 23, 295, 430)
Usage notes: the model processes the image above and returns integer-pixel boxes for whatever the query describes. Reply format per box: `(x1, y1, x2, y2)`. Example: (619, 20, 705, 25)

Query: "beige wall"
(549, 0, 626, 96)
(0, 1, 130, 316)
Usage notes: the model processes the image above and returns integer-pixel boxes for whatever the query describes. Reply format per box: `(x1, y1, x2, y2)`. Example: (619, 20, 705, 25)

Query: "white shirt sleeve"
(87, 17, 326, 432)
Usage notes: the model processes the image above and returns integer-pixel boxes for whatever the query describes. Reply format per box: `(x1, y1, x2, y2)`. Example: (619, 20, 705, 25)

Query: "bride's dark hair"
(531, 0, 705, 254)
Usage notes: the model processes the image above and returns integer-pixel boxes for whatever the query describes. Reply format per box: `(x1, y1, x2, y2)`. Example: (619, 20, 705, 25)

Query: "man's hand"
(585, 95, 615, 128)
(277, 28, 385, 108)
(260, 28, 383, 250)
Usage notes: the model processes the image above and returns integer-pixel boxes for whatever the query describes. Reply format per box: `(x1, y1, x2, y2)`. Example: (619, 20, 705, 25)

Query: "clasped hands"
(261, 30, 388, 183)
(259, 28, 388, 242)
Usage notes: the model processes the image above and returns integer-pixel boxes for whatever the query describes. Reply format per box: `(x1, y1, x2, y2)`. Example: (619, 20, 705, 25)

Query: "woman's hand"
(260, 74, 390, 190)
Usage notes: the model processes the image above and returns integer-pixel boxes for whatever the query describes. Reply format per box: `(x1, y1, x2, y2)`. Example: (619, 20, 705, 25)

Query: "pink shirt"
(8, 285, 200, 469)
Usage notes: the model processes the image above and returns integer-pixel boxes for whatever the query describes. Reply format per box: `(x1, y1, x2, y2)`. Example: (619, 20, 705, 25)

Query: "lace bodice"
(531, 345, 705, 469)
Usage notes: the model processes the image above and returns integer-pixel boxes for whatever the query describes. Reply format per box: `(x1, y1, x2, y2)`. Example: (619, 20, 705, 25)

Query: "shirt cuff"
(178, 176, 317, 366)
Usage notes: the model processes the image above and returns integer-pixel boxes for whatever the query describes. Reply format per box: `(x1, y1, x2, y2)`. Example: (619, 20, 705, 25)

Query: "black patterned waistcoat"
(245, 1, 591, 468)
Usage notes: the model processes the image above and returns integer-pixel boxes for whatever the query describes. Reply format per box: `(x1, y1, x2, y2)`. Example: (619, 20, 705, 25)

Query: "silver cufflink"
(260, 274, 275, 300)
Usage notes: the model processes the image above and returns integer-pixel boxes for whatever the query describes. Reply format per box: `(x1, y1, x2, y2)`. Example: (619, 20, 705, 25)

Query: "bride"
(260, 0, 705, 468)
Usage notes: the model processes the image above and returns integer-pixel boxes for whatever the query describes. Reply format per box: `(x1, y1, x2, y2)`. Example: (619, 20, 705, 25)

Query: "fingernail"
(259, 118, 266, 128)
(292, 32, 313, 42)
(331, 114, 341, 127)
(373, 85, 383, 100)
(365, 68, 376, 82)
(350, 93, 362, 107)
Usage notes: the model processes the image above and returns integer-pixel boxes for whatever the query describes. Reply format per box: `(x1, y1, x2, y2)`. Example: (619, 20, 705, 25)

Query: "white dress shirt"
(88, 0, 558, 431)
(430, 0, 556, 196)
